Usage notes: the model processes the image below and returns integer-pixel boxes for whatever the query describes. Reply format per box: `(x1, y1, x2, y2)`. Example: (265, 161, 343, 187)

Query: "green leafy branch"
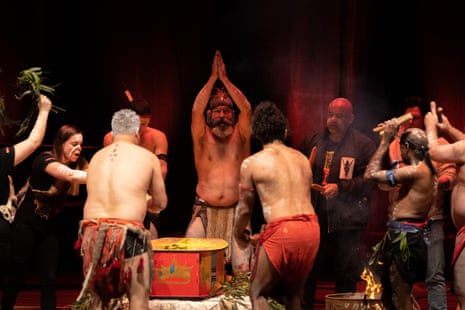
(14, 67, 65, 136)
(368, 233, 386, 266)
(218, 272, 284, 310)
(390, 231, 410, 264)
(68, 290, 127, 310)
(368, 230, 411, 267)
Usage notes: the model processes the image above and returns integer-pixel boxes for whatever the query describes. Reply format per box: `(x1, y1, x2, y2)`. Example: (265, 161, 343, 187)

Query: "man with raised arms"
(186, 50, 252, 273)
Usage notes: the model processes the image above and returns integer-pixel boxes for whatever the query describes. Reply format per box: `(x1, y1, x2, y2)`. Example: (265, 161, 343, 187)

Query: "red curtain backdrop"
(1, 0, 464, 236)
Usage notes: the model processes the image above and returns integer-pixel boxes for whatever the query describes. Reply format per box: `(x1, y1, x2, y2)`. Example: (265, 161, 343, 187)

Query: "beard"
(210, 123, 234, 139)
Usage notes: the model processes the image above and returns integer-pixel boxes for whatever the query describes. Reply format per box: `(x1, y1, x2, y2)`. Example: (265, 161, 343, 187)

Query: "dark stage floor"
(0, 273, 459, 309)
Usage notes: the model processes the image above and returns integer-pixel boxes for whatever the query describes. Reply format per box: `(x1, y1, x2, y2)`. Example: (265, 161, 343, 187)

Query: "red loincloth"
(251, 214, 320, 283)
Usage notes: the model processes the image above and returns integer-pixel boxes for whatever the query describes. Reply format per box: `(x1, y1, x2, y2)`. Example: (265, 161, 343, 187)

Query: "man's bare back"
(365, 120, 436, 221)
(233, 101, 319, 309)
(84, 141, 167, 221)
(387, 162, 436, 220)
(102, 101, 169, 238)
(239, 143, 315, 222)
(78, 109, 167, 310)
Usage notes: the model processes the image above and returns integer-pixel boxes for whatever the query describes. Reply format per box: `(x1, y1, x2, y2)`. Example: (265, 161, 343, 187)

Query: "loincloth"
(190, 195, 237, 262)
(76, 218, 153, 302)
(452, 225, 465, 267)
(381, 220, 427, 285)
(251, 214, 320, 283)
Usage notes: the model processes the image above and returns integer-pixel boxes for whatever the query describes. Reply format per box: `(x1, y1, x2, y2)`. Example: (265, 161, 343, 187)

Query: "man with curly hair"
(234, 101, 320, 309)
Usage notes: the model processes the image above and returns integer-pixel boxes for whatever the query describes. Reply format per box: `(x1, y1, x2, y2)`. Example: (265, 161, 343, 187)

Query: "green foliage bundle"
(14, 67, 65, 136)
(0, 67, 65, 137)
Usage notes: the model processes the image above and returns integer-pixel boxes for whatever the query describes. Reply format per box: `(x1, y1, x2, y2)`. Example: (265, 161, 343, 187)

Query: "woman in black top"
(1, 124, 87, 310)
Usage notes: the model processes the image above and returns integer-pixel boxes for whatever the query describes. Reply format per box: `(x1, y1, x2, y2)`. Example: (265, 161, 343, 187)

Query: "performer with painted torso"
(186, 50, 252, 273)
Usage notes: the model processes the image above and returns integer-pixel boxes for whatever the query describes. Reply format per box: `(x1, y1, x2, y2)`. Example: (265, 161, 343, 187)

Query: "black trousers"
(0, 217, 11, 288)
(1, 218, 60, 310)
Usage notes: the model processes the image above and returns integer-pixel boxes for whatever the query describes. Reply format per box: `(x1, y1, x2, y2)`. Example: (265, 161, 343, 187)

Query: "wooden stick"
(311, 183, 324, 191)
(373, 112, 413, 132)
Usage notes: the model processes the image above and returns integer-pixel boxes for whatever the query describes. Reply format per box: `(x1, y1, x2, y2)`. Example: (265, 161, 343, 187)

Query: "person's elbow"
(150, 196, 168, 213)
